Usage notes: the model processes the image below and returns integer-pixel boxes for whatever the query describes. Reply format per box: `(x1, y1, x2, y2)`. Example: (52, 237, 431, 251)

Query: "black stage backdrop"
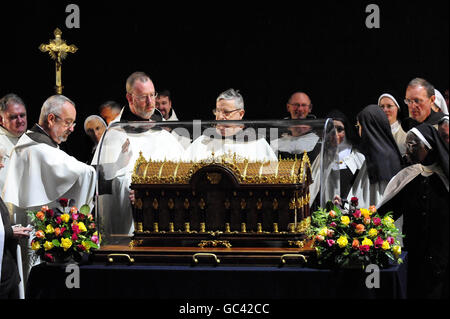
(0, 0, 448, 162)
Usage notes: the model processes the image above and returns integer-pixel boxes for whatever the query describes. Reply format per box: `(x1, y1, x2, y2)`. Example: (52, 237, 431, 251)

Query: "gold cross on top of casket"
(39, 28, 78, 95)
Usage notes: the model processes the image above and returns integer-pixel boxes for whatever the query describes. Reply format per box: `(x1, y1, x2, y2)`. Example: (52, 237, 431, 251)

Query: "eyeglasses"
(288, 103, 312, 108)
(212, 108, 241, 117)
(404, 98, 427, 106)
(54, 114, 76, 128)
(132, 93, 158, 102)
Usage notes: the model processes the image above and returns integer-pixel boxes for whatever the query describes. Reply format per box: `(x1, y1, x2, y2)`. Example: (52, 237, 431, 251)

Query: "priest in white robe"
(1, 95, 96, 292)
(92, 72, 185, 237)
(0, 94, 28, 194)
(183, 88, 277, 163)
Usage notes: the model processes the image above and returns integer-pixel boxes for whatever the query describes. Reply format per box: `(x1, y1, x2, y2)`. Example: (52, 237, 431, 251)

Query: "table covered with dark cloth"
(26, 253, 407, 299)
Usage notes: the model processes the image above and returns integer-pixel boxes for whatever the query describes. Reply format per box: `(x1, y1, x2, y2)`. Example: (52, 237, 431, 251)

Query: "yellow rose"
(393, 245, 401, 258)
(318, 227, 328, 237)
(382, 241, 390, 250)
(78, 221, 87, 232)
(45, 224, 55, 234)
(368, 228, 378, 238)
(43, 241, 54, 251)
(360, 208, 371, 219)
(337, 236, 348, 248)
(82, 241, 91, 252)
(361, 237, 373, 247)
(341, 216, 350, 226)
(383, 216, 395, 228)
(61, 213, 70, 223)
(31, 241, 41, 251)
(61, 238, 73, 251)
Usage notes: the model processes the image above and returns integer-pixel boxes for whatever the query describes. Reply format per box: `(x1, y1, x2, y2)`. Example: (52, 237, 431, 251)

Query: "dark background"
(0, 0, 448, 162)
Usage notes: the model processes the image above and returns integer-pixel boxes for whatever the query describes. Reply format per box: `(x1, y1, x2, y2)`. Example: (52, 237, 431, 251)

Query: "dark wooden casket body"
(95, 152, 315, 266)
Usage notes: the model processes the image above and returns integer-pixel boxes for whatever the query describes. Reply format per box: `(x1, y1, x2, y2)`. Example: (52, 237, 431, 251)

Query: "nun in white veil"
(378, 93, 407, 155)
(433, 89, 449, 115)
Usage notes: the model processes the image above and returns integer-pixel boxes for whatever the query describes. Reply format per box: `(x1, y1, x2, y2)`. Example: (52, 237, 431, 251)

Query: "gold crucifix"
(39, 28, 78, 95)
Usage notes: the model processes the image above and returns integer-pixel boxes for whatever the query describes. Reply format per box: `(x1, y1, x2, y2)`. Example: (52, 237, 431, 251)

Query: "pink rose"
(329, 222, 337, 228)
(387, 236, 395, 245)
(374, 236, 384, 249)
(72, 233, 78, 241)
(327, 229, 335, 238)
(326, 239, 335, 247)
(44, 253, 54, 262)
(353, 210, 361, 218)
(91, 235, 99, 244)
(372, 217, 381, 226)
(72, 224, 80, 235)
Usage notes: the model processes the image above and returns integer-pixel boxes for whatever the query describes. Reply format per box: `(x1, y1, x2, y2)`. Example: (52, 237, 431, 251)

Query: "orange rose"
(36, 211, 45, 221)
(36, 230, 45, 239)
(70, 206, 78, 214)
(54, 227, 61, 237)
(363, 217, 371, 225)
(41, 205, 49, 212)
(355, 224, 365, 235)
(352, 238, 360, 249)
(329, 210, 336, 218)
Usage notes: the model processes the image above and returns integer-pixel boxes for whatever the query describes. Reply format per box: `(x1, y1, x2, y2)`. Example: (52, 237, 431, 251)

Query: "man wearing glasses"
(403, 78, 446, 131)
(286, 92, 315, 120)
(184, 88, 277, 162)
(91, 72, 185, 235)
(2, 95, 96, 288)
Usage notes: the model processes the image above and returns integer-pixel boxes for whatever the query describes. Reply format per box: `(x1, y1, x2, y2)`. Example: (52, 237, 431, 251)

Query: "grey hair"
(0, 93, 26, 113)
(39, 95, 76, 125)
(407, 78, 435, 98)
(126, 71, 152, 93)
(216, 88, 244, 110)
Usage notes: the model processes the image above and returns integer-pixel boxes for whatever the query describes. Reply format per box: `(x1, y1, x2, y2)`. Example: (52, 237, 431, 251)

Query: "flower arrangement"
(310, 197, 403, 269)
(27, 198, 100, 263)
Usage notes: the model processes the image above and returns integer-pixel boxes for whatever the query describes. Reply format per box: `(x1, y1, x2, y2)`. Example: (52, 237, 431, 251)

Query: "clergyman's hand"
(129, 189, 136, 206)
(12, 225, 33, 239)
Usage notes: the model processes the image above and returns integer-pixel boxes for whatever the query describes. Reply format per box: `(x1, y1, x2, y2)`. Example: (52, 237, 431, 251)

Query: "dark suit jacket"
(0, 197, 20, 296)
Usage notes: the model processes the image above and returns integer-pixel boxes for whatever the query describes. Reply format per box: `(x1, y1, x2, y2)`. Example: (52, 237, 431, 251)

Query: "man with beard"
(2, 95, 96, 290)
(92, 72, 184, 236)
(2, 95, 96, 210)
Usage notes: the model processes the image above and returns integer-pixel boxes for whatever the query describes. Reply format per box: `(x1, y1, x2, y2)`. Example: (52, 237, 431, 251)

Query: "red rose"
(77, 244, 86, 252)
(44, 253, 54, 262)
(72, 224, 80, 235)
(59, 198, 69, 207)
(46, 209, 54, 218)
(350, 197, 359, 206)
(55, 216, 62, 224)
(359, 245, 370, 254)
(72, 233, 78, 241)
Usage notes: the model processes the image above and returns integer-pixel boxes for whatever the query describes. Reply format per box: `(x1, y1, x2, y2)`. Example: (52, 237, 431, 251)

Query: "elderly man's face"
(215, 99, 244, 121)
(85, 118, 106, 144)
(405, 132, 429, 165)
(0, 103, 27, 137)
(126, 80, 157, 120)
(48, 102, 76, 144)
(156, 95, 172, 120)
(405, 86, 435, 123)
(287, 93, 312, 119)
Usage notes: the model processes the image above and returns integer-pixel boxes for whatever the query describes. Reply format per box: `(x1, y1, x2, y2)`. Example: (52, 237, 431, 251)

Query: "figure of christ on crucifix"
(39, 28, 78, 95)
